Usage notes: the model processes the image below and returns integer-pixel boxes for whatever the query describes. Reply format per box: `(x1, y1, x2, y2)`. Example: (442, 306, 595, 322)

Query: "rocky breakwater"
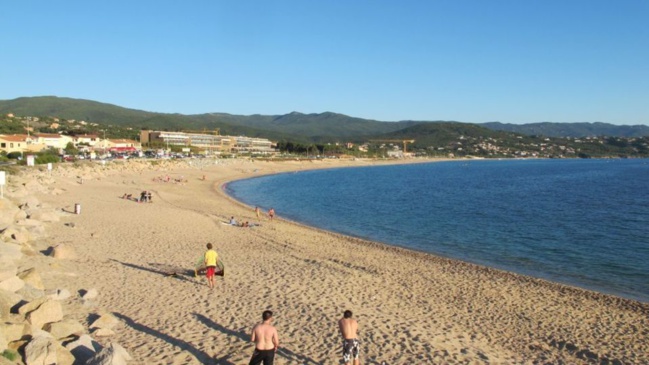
(0, 166, 134, 365)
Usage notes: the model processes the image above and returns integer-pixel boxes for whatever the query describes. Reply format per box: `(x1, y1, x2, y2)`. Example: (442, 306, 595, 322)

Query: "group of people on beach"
(254, 206, 275, 221)
(247, 309, 360, 365)
(202, 242, 360, 365)
(152, 174, 188, 184)
(229, 217, 260, 228)
(120, 191, 152, 203)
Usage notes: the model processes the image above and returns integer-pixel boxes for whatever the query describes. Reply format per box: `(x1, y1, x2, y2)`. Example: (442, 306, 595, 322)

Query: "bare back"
(251, 322, 278, 350)
(338, 318, 358, 340)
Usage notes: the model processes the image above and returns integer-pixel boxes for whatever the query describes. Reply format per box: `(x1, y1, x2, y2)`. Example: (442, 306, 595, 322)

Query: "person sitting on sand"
(204, 243, 218, 289)
(147, 191, 152, 203)
(230, 216, 238, 226)
(339, 310, 360, 365)
(140, 191, 147, 203)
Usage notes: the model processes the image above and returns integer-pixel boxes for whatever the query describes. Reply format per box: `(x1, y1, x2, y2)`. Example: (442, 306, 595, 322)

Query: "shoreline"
(4, 157, 648, 364)
(220, 158, 649, 306)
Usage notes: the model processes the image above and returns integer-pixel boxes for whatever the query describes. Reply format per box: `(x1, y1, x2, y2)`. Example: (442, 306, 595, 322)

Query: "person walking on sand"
(339, 310, 360, 365)
(249, 310, 279, 365)
(255, 206, 261, 219)
(203, 243, 218, 289)
(268, 208, 275, 221)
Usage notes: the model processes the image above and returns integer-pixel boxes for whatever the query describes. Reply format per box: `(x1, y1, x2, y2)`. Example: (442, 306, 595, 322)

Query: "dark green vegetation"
(482, 121, 649, 138)
(1, 96, 648, 158)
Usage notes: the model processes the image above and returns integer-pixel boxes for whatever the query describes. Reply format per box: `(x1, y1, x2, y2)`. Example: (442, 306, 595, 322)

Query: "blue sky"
(2, 1, 648, 125)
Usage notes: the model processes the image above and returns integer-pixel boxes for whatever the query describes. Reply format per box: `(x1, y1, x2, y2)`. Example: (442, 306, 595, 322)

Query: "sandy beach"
(2, 157, 648, 364)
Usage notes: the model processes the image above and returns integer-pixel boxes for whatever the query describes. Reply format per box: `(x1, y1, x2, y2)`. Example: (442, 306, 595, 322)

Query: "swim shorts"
(249, 348, 275, 365)
(342, 338, 360, 362)
(206, 266, 216, 278)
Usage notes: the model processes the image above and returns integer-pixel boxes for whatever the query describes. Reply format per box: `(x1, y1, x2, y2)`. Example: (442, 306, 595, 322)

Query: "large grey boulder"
(84, 342, 132, 365)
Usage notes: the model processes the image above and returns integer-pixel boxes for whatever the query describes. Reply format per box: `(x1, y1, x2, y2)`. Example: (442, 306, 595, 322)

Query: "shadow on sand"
(111, 259, 197, 284)
(114, 312, 217, 364)
(194, 313, 323, 364)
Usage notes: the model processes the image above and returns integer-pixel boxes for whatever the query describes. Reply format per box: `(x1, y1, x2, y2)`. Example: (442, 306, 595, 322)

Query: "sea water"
(226, 159, 649, 303)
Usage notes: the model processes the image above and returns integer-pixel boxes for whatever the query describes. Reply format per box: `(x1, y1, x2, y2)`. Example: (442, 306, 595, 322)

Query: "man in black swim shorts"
(249, 310, 279, 365)
(339, 310, 360, 365)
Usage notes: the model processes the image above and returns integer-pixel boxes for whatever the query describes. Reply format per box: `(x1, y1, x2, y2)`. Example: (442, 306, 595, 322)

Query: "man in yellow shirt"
(204, 243, 219, 289)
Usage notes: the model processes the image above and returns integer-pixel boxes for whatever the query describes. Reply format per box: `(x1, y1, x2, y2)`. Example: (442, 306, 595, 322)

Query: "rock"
(0, 242, 22, 262)
(66, 334, 101, 363)
(92, 328, 115, 337)
(25, 331, 75, 365)
(18, 297, 48, 316)
(28, 210, 60, 223)
(24, 334, 59, 365)
(23, 182, 45, 195)
(0, 321, 30, 343)
(26, 299, 63, 330)
(0, 260, 17, 282)
(0, 276, 25, 293)
(1, 227, 30, 244)
(50, 244, 77, 260)
(89, 312, 118, 330)
(16, 283, 45, 302)
(44, 319, 85, 340)
(26, 224, 47, 240)
(82, 289, 98, 300)
(84, 342, 132, 365)
(18, 268, 45, 291)
(0, 289, 22, 319)
(48, 288, 72, 301)
(13, 209, 28, 221)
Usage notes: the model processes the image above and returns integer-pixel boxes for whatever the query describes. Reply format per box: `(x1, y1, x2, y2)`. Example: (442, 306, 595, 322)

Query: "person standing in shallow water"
(339, 310, 360, 365)
(203, 243, 218, 289)
(249, 310, 279, 365)
(268, 208, 275, 221)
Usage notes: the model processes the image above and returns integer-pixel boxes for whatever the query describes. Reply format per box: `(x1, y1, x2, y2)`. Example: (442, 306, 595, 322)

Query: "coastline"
(3, 157, 648, 364)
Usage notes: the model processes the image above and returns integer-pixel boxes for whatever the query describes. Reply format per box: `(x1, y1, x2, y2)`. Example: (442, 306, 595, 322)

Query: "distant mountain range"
(482, 122, 649, 138)
(1, 96, 647, 142)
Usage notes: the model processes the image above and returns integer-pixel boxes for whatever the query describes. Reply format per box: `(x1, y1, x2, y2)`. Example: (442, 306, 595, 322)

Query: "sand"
(13, 158, 649, 364)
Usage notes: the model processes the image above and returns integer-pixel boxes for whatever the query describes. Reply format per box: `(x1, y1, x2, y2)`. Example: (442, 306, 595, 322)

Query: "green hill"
(482, 121, 649, 138)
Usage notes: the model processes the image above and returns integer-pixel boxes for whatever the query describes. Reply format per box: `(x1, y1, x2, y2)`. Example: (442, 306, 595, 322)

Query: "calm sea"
(226, 159, 649, 303)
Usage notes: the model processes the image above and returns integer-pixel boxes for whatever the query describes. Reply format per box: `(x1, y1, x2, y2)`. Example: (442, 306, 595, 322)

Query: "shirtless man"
(249, 310, 279, 365)
(339, 310, 360, 365)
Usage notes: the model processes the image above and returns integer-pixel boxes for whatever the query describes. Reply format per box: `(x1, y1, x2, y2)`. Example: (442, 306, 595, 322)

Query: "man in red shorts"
(204, 243, 218, 289)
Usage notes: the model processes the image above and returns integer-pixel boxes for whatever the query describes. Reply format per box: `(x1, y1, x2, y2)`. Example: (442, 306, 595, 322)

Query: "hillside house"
(0, 134, 28, 154)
